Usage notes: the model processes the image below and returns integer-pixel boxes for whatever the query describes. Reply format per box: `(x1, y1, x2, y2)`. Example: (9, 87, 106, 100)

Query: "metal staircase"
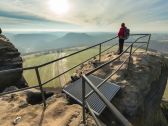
(63, 75, 120, 116)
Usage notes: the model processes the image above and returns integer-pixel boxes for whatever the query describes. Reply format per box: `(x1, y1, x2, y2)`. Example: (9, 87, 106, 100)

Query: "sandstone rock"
(109, 53, 168, 126)
(80, 52, 168, 126)
(0, 35, 26, 92)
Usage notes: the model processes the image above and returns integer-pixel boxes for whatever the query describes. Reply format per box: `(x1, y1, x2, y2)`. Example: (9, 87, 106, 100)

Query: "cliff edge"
(83, 52, 168, 126)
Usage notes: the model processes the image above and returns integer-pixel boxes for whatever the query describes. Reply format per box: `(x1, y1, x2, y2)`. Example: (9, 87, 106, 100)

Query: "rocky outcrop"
(79, 52, 168, 126)
(0, 34, 26, 92)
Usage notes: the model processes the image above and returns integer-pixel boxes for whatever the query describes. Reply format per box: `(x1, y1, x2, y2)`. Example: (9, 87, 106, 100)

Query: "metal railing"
(81, 34, 151, 126)
(0, 33, 151, 112)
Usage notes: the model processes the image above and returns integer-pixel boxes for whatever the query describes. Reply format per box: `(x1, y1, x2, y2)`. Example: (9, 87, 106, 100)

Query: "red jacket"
(118, 27, 126, 39)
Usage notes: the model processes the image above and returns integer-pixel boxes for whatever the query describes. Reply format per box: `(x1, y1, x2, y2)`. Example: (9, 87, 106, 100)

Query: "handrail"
(0, 36, 118, 74)
(38, 36, 118, 68)
(85, 44, 134, 98)
(0, 33, 151, 126)
(0, 34, 150, 97)
(0, 34, 150, 74)
(85, 55, 129, 99)
(81, 34, 151, 126)
(42, 35, 147, 87)
(40, 43, 118, 86)
(86, 34, 149, 76)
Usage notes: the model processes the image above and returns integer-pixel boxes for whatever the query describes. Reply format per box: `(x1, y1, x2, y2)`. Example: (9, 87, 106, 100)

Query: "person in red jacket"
(118, 23, 126, 54)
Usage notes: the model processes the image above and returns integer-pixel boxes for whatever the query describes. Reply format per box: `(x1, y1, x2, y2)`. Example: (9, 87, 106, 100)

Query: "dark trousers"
(118, 39, 124, 54)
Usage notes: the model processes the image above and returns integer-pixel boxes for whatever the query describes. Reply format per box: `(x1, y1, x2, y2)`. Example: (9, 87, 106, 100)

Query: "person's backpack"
(124, 28, 130, 40)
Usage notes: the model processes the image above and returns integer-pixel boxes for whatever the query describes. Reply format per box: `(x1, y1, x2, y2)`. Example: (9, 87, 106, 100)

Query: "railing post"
(82, 76, 86, 125)
(35, 68, 46, 108)
(146, 34, 151, 52)
(128, 44, 133, 69)
(99, 43, 102, 62)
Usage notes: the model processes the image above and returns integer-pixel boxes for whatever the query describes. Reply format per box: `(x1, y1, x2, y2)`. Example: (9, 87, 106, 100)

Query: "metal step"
(63, 75, 120, 116)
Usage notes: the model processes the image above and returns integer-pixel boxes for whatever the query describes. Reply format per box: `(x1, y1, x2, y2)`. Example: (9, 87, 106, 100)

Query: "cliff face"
(142, 61, 168, 126)
(0, 34, 26, 92)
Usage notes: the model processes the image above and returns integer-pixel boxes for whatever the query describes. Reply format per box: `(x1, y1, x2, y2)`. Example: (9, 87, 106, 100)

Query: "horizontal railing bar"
(0, 43, 118, 75)
(0, 36, 118, 74)
(125, 42, 147, 44)
(83, 75, 133, 126)
(37, 36, 118, 68)
(0, 85, 39, 96)
(83, 35, 150, 126)
(0, 66, 36, 74)
(41, 43, 118, 86)
(0, 34, 150, 97)
(130, 34, 150, 36)
(86, 102, 102, 126)
(86, 44, 132, 75)
(0, 34, 150, 74)
(85, 55, 129, 99)
(0, 43, 119, 96)
(86, 34, 149, 75)
(41, 53, 102, 86)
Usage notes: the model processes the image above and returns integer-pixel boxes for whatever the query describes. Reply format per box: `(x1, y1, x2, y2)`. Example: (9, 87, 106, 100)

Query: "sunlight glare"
(48, 0, 70, 15)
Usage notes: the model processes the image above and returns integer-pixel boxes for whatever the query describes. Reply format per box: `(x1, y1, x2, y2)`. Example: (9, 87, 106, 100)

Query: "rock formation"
(0, 34, 26, 92)
(79, 52, 168, 126)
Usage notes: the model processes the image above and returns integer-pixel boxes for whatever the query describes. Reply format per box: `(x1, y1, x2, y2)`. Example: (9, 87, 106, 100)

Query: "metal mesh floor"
(63, 75, 120, 116)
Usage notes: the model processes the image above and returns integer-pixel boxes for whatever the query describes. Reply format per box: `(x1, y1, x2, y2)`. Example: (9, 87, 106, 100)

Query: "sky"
(0, 0, 168, 33)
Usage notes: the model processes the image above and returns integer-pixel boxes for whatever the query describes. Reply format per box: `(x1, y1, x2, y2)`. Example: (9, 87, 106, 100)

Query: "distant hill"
(3, 32, 168, 54)
(53, 33, 96, 48)
(13, 33, 58, 44)
(5, 32, 97, 53)
(9, 33, 58, 53)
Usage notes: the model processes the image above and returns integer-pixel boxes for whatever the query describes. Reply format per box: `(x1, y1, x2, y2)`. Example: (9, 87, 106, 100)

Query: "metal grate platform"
(63, 75, 120, 116)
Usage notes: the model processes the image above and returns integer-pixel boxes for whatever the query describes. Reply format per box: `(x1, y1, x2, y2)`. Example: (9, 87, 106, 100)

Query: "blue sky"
(0, 0, 168, 32)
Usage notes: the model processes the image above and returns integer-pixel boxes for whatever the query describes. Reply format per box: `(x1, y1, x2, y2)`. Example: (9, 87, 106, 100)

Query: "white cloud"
(0, 0, 168, 32)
